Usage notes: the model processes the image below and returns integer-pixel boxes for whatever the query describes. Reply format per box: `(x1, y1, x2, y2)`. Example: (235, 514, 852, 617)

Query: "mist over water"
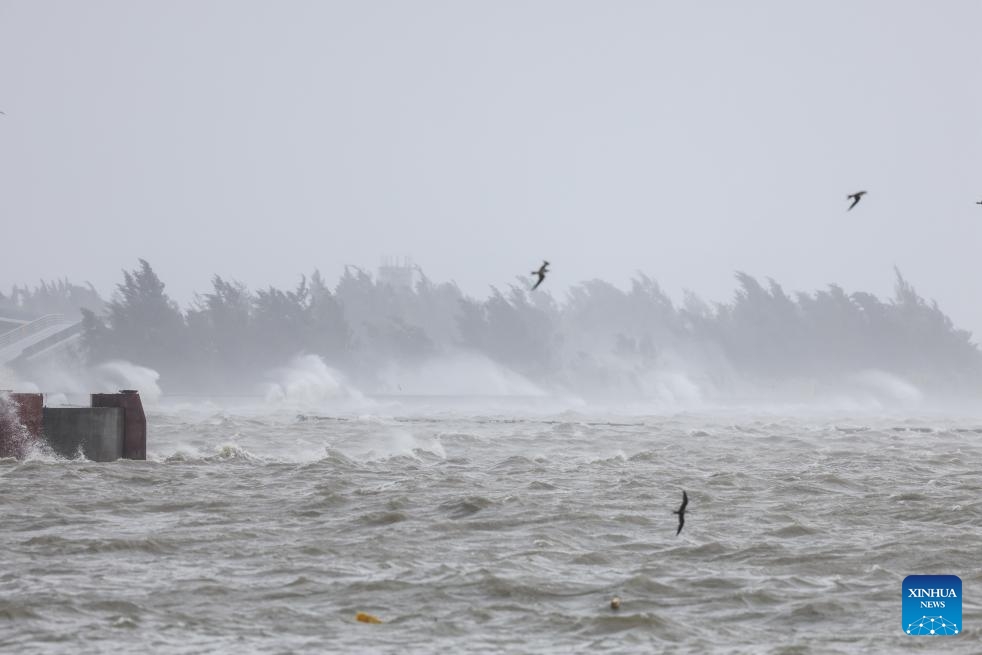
(9, 359, 162, 408)
(4, 350, 966, 420)
(5, 260, 981, 419)
(378, 351, 547, 398)
(263, 355, 368, 411)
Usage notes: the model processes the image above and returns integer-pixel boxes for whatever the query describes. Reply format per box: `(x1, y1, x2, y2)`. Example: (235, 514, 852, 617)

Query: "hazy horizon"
(2, 1, 981, 331)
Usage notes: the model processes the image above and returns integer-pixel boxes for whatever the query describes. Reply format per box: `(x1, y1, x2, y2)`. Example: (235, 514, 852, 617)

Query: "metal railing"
(0, 314, 75, 352)
(12, 322, 83, 363)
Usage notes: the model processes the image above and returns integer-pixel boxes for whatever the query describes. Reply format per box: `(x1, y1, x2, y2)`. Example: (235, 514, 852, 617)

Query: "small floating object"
(610, 596, 621, 610)
(356, 612, 383, 624)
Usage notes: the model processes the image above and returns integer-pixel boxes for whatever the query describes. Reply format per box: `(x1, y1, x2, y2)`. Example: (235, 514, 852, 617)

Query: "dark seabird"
(976, 201, 982, 206)
(847, 190, 867, 211)
(531, 260, 549, 291)
(673, 490, 688, 536)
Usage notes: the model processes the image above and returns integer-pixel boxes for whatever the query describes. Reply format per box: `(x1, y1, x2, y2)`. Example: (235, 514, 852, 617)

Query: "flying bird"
(976, 201, 981, 206)
(531, 260, 549, 291)
(846, 190, 867, 211)
(673, 490, 688, 536)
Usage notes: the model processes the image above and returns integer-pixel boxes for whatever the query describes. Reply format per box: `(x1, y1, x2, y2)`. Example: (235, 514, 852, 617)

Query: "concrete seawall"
(1, 393, 35, 458)
(43, 407, 124, 461)
(1, 391, 147, 461)
(92, 391, 147, 459)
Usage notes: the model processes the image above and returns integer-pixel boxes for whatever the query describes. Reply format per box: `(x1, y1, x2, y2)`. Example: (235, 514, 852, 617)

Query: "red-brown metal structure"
(91, 390, 146, 460)
(0, 392, 43, 458)
(11, 393, 43, 440)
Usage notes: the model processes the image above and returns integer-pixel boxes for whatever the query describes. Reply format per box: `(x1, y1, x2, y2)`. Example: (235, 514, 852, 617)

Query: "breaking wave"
(262, 355, 370, 411)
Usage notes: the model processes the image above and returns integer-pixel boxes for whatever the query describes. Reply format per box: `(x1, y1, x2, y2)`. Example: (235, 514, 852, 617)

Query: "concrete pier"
(12, 393, 43, 440)
(92, 390, 147, 459)
(1, 392, 42, 458)
(43, 407, 124, 461)
(1, 390, 147, 461)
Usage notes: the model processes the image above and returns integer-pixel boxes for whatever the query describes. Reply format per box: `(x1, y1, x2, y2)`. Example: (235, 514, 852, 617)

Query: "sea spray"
(93, 361, 163, 405)
(12, 359, 162, 406)
(379, 351, 546, 396)
(0, 365, 18, 391)
(263, 354, 369, 410)
(635, 368, 704, 407)
(852, 370, 924, 405)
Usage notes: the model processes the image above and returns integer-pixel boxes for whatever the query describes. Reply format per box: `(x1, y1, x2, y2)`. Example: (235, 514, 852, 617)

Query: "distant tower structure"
(377, 256, 418, 290)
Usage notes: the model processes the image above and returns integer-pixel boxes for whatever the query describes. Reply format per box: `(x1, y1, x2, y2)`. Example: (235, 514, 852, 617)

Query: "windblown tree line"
(0, 279, 104, 320)
(66, 260, 982, 395)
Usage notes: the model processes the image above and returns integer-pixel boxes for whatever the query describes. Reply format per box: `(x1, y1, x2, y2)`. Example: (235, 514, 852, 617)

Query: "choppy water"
(2, 399, 981, 653)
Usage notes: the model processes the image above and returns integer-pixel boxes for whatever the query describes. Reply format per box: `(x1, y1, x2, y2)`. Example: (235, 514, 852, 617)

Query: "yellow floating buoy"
(610, 596, 621, 610)
(356, 612, 383, 624)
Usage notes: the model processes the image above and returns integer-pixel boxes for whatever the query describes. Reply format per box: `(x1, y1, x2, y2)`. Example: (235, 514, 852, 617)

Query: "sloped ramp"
(0, 315, 82, 366)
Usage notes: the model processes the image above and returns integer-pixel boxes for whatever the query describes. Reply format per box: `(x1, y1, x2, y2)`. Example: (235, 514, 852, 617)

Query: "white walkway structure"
(0, 314, 82, 366)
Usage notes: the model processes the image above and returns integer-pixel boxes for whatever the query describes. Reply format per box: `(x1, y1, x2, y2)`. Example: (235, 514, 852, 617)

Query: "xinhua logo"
(902, 575, 962, 636)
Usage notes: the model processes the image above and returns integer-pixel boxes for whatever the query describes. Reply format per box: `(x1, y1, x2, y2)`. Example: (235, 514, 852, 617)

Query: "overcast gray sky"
(2, 2, 981, 332)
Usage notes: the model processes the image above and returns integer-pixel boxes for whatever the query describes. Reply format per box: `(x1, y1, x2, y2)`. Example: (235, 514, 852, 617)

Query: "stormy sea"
(2, 387, 980, 655)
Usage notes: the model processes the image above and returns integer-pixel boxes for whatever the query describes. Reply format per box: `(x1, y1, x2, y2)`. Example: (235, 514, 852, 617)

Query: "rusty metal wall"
(0, 393, 43, 458)
(11, 393, 43, 440)
(91, 391, 146, 460)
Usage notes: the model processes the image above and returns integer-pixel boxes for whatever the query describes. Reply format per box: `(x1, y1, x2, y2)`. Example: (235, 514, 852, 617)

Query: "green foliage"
(0, 278, 104, 319)
(85, 260, 188, 381)
(78, 261, 982, 393)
